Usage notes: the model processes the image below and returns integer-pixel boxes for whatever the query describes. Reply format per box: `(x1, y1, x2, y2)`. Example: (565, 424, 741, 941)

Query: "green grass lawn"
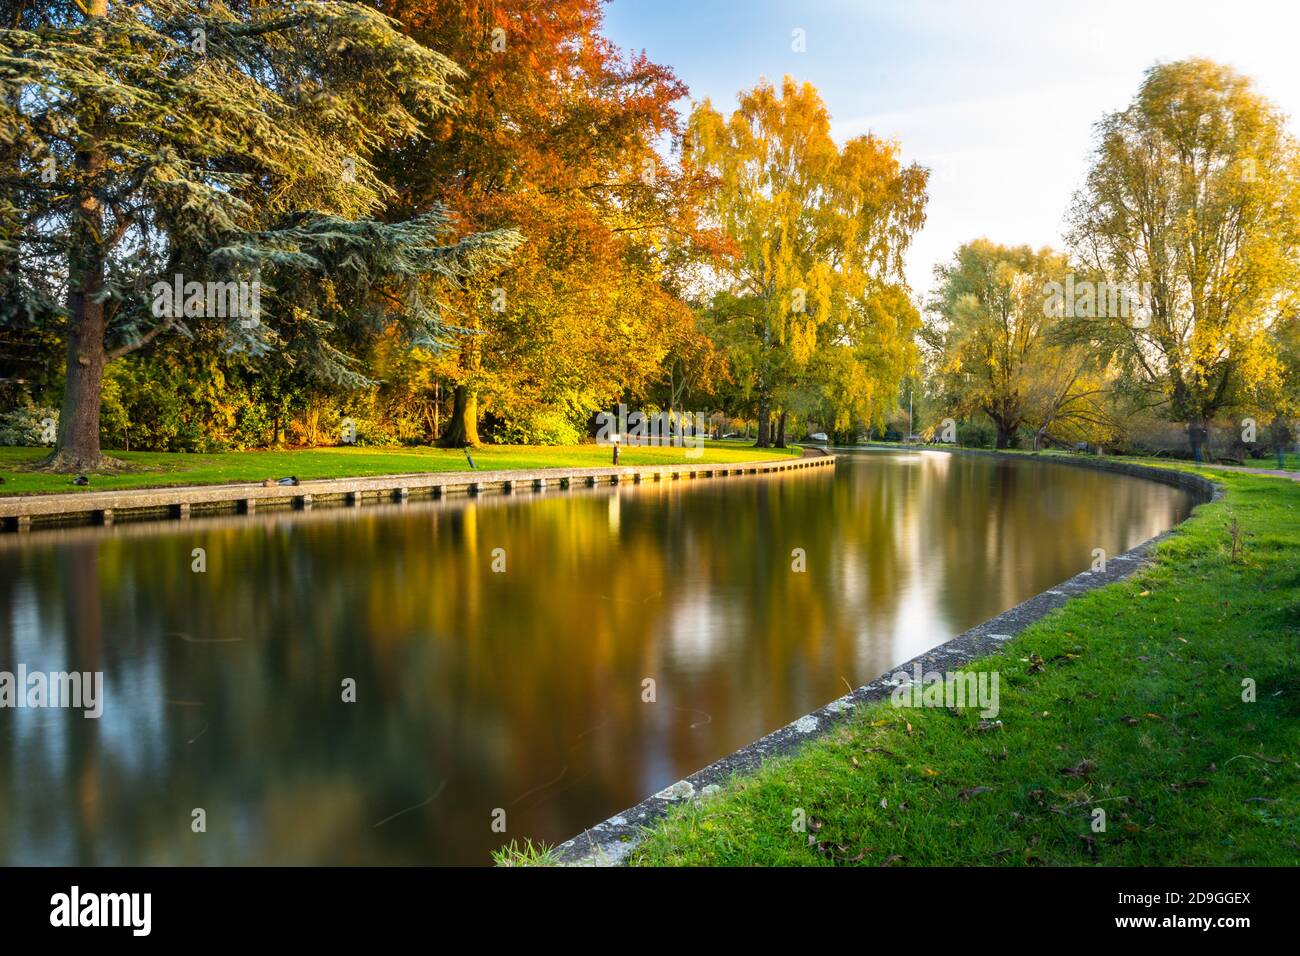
(0, 441, 800, 497)
(626, 464, 1299, 866)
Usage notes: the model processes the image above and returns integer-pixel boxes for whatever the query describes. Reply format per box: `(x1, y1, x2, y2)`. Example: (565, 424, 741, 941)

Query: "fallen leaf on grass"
(957, 786, 995, 801)
(1060, 759, 1096, 778)
(879, 854, 903, 867)
(812, 840, 872, 863)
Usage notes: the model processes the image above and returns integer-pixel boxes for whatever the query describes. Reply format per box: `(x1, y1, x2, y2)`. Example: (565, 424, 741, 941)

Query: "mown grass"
(0, 441, 799, 497)
(631, 466, 1300, 866)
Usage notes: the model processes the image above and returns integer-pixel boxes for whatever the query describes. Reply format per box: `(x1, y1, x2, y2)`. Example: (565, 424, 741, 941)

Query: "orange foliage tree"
(376, 0, 720, 445)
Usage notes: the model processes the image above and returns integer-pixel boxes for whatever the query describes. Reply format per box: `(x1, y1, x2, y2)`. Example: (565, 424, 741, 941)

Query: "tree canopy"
(1, 0, 519, 468)
(1066, 58, 1300, 426)
(923, 240, 1111, 449)
(2, 10, 1295, 465)
(373, 0, 714, 446)
(686, 77, 928, 445)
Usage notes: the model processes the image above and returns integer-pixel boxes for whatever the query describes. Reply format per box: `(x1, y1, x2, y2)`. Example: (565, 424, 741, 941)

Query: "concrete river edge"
(0, 450, 833, 533)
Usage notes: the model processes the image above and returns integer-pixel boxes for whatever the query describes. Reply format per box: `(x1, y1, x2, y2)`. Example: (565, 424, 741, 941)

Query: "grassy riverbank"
(0, 442, 799, 497)
(628, 464, 1299, 866)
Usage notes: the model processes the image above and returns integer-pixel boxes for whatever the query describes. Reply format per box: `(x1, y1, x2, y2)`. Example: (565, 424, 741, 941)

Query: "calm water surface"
(0, 450, 1193, 864)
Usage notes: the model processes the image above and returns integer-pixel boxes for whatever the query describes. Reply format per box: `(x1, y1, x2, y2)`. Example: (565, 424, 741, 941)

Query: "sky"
(602, 0, 1300, 297)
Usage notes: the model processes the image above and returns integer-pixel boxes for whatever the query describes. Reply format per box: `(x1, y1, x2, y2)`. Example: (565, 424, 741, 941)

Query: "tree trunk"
(439, 384, 479, 447)
(775, 409, 788, 448)
(755, 396, 771, 447)
(50, 298, 109, 472)
(43, 0, 115, 473)
(995, 419, 1015, 449)
(438, 327, 481, 448)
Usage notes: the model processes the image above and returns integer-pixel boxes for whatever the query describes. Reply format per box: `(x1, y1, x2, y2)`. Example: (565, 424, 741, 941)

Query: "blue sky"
(603, 0, 1300, 296)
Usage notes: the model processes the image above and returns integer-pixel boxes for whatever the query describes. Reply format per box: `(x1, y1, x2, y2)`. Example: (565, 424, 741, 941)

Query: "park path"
(1197, 463, 1300, 483)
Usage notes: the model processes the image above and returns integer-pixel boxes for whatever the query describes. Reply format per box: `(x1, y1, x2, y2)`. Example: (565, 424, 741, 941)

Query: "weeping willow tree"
(686, 78, 928, 448)
(0, 0, 520, 470)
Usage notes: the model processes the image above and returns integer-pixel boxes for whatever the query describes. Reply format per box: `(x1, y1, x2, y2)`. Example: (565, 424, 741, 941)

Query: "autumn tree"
(1066, 58, 1300, 429)
(924, 241, 1111, 449)
(375, 0, 710, 446)
(812, 283, 920, 438)
(1019, 338, 1114, 450)
(686, 77, 927, 447)
(0, 0, 518, 470)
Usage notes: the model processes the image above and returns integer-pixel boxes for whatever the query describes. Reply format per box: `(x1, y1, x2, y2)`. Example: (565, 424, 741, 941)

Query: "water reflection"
(0, 451, 1192, 864)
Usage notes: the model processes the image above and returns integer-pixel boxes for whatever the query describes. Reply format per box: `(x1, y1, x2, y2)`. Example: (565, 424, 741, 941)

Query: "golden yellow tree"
(925, 241, 1104, 448)
(1067, 59, 1300, 427)
(687, 77, 927, 446)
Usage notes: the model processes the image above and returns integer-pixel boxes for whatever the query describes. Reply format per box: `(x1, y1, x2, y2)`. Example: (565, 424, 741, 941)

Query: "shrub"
(492, 408, 583, 445)
(956, 419, 996, 448)
(0, 405, 58, 447)
(344, 414, 401, 447)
